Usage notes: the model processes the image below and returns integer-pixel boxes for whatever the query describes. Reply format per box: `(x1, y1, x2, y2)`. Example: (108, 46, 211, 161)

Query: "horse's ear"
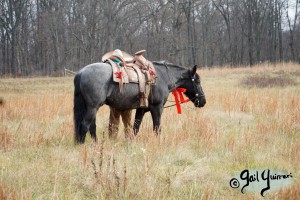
(192, 65, 197, 74)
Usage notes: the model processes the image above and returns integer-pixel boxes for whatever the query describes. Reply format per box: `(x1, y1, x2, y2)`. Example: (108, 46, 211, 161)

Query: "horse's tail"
(73, 72, 86, 144)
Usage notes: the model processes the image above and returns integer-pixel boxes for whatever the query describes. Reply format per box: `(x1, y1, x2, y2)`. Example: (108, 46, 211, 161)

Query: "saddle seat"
(101, 50, 157, 107)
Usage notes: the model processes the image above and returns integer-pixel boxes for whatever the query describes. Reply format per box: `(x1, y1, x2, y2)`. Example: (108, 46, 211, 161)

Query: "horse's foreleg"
(150, 105, 163, 135)
(133, 108, 146, 135)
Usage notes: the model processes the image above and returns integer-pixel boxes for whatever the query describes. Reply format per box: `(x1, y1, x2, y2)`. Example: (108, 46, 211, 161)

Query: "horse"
(73, 61, 206, 144)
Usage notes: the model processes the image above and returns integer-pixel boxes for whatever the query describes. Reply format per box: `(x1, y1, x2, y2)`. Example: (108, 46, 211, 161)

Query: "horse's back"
(79, 62, 112, 81)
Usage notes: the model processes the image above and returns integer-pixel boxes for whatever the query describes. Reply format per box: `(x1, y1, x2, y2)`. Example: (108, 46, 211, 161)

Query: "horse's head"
(181, 65, 206, 108)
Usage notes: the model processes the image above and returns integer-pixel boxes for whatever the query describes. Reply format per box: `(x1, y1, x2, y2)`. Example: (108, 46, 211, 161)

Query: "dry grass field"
(1, 62, 300, 199)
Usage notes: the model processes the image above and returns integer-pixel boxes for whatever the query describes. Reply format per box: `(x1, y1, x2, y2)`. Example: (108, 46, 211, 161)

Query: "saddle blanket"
(107, 59, 139, 83)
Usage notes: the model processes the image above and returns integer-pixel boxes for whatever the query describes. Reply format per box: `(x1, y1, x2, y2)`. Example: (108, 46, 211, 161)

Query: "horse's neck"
(154, 63, 188, 90)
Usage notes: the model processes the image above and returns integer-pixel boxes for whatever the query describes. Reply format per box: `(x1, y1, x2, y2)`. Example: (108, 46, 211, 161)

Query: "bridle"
(189, 70, 205, 99)
(162, 62, 204, 108)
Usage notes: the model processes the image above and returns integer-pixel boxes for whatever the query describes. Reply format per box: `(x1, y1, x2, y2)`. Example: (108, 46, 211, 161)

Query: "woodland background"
(1, 0, 299, 76)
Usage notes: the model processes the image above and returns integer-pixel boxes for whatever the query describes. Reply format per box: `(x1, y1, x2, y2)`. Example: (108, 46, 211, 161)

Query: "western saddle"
(101, 49, 157, 108)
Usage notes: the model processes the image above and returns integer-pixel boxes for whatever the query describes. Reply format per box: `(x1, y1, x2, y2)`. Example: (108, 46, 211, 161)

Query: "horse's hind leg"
(89, 118, 97, 142)
(79, 107, 97, 143)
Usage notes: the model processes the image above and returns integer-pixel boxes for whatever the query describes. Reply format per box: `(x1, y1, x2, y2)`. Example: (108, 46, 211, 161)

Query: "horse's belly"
(106, 83, 141, 109)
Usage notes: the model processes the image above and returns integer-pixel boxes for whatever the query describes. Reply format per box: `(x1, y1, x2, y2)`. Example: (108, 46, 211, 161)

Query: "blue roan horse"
(73, 61, 206, 144)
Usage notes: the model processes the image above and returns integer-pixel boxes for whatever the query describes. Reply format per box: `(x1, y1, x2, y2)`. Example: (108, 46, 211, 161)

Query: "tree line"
(1, 0, 299, 76)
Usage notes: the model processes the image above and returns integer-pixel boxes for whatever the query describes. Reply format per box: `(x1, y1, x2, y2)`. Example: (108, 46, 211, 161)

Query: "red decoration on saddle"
(115, 71, 122, 79)
(150, 69, 156, 76)
(172, 88, 189, 114)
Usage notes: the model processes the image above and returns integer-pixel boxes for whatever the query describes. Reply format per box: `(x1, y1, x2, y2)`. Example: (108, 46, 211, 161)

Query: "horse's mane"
(152, 61, 187, 70)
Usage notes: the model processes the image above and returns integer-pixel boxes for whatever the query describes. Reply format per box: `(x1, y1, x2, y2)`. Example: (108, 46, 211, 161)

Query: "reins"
(163, 97, 196, 109)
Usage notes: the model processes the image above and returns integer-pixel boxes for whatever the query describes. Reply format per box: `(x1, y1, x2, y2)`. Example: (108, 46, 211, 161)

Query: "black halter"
(190, 70, 205, 98)
(162, 62, 204, 105)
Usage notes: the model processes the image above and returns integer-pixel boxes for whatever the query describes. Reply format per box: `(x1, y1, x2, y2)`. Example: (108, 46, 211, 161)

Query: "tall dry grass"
(0, 63, 299, 199)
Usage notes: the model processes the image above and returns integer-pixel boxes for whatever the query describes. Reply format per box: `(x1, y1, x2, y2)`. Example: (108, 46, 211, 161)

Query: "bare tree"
(286, 0, 299, 62)
(0, 0, 28, 76)
(0, 0, 298, 76)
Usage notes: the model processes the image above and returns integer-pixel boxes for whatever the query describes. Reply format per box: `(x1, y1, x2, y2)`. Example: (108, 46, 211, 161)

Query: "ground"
(0, 62, 299, 199)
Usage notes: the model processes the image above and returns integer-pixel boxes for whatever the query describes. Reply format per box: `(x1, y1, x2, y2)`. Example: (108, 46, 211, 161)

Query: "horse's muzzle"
(194, 97, 206, 107)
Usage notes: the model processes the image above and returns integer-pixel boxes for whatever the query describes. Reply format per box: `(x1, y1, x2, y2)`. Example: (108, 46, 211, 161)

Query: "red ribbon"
(171, 88, 189, 114)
